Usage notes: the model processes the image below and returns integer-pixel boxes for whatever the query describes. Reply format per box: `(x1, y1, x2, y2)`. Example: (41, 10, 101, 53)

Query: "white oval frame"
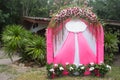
(65, 19, 87, 33)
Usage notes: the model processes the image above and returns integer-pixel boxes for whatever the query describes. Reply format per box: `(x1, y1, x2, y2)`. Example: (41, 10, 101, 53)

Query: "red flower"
(96, 72, 100, 77)
(52, 73, 55, 78)
(63, 70, 69, 76)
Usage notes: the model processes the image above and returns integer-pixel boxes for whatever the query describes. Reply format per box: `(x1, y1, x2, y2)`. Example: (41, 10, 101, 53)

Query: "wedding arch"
(46, 7, 104, 66)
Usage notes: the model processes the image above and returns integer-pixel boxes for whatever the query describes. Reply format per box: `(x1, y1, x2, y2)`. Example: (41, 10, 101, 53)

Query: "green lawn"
(16, 66, 120, 80)
(0, 65, 120, 80)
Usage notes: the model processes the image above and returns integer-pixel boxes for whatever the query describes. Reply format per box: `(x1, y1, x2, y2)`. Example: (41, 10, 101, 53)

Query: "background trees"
(89, 0, 120, 20)
(1, 0, 120, 28)
(88, 0, 120, 64)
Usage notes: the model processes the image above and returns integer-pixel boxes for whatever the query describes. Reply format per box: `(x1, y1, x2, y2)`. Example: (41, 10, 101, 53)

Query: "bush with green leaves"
(25, 35, 46, 66)
(104, 28, 119, 65)
(2, 25, 32, 61)
(2, 25, 46, 66)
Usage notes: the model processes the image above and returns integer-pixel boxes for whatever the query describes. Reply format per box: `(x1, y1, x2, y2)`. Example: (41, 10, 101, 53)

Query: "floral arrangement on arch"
(46, 62, 111, 79)
(49, 7, 98, 28)
(48, 7, 99, 28)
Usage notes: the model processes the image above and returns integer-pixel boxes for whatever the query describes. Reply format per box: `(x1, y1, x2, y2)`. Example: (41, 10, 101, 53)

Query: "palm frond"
(2, 25, 32, 61)
(25, 35, 46, 63)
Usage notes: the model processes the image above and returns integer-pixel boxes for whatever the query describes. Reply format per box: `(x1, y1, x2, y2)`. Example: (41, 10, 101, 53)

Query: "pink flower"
(66, 62, 69, 65)
(54, 64, 58, 67)
(53, 7, 97, 23)
(63, 70, 69, 76)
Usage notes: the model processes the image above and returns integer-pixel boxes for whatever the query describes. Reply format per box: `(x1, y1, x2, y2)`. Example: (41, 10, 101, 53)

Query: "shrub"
(2, 25, 46, 66)
(104, 31, 119, 65)
(25, 35, 46, 66)
(2, 25, 32, 61)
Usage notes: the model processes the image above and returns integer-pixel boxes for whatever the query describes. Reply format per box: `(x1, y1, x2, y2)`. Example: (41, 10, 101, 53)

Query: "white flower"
(65, 62, 69, 65)
(69, 67, 74, 71)
(90, 62, 94, 66)
(54, 64, 58, 67)
(81, 66, 85, 70)
(49, 68, 54, 72)
(106, 65, 111, 70)
(79, 64, 83, 66)
(89, 67, 95, 71)
(59, 67, 64, 71)
(73, 63, 77, 66)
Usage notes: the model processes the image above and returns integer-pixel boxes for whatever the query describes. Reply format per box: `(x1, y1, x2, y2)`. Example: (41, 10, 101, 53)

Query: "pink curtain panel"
(46, 18, 104, 65)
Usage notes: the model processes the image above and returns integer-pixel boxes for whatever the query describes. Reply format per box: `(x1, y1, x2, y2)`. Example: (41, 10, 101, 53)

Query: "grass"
(108, 66, 120, 80)
(0, 65, 17, 74)
(0, 64, 19, 80)
(16, 66, 120, 80)
(0, 49, 8, 59)
(0, 64, 120, 80)
(0, 65, 9, 72)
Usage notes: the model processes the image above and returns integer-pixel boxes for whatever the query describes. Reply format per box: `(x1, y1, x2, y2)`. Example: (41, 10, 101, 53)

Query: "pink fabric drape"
(46, 28, 54, 64)
(78, 33, 96, 65)
(96, 25, 104, 64)
(46, 18, 104, 65)
(54, 32, 75, 65)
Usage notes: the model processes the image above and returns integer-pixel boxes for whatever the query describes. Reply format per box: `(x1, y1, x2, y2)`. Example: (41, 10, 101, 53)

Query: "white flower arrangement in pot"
(77, 64, 86, 76)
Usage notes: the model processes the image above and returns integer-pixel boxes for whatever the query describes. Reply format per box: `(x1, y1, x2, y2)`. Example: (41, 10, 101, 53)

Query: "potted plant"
(66, 63, 77, 76)
(54, 64, 64, 77)
(77, 64, 86, 76)
(46, 63, 55, 79)
(88, 62, 97, 76)
(98, 63, 111, 77)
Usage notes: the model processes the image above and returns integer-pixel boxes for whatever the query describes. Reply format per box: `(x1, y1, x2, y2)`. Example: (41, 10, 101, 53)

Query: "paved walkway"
(0, 57, 20, 65)
(0, 49, 20, 65)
